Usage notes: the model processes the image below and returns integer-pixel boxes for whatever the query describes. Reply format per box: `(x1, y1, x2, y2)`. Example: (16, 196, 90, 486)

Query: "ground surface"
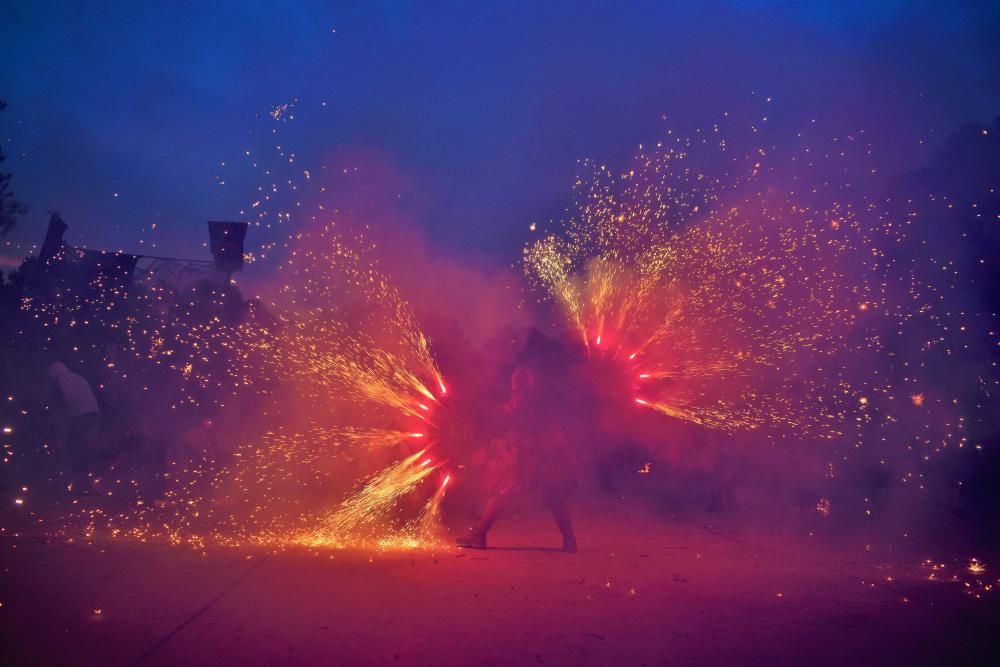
(2, 492, 999, 666)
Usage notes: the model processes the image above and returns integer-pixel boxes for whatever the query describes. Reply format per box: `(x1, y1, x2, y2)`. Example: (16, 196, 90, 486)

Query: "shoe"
(456, 532, 487, 549)
(562, 536, 578, 553)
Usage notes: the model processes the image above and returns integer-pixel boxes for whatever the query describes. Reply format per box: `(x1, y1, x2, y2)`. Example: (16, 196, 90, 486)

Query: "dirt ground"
(2, 491, 998, 666)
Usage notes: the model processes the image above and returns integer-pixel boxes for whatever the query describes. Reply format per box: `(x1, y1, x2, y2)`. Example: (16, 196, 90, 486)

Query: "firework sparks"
(524, 119, 887, 439)
(968, 559, 987, 575)
(44, 223, 456, 552)
(816, 498, 832, 517)
(297, 449, 439, 547)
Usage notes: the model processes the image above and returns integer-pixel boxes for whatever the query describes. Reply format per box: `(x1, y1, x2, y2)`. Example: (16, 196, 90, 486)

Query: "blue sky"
(2, 0, 999, 269)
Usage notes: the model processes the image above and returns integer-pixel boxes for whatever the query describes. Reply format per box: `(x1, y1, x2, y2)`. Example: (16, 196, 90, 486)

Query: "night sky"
(2, 1, 999, 271)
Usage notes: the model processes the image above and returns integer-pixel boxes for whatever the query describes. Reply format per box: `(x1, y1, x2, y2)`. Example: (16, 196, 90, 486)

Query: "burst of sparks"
(524, 118, 890, 439)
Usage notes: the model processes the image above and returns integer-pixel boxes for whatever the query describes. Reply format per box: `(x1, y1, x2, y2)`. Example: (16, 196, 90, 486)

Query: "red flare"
(418, 403, 430, 412)
(409, 433, 425, 438)
(438, 379, 447, 395)
(442, 474, 451, 488)
(635, 398, 649, 405)
(420, 458, 432, 467)
(628, 353, 637, 360)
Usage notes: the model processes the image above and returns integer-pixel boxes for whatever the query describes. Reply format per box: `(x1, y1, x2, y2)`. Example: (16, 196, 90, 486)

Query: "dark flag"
(40, 212, 68, 264)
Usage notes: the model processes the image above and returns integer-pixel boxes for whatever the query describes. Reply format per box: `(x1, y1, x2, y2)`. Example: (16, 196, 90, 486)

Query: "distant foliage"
(0, 100, 28, 236)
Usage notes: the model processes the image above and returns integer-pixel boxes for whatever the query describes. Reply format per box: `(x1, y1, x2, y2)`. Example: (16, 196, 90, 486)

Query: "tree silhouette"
(0, 100, 27, 236)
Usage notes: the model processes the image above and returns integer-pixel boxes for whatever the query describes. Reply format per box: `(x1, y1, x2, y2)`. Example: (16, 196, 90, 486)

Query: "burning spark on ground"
(816, 498, 832, 517)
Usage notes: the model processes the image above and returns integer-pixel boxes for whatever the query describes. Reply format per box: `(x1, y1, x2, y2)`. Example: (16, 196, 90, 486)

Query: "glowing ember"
(816, 498, 832, 517)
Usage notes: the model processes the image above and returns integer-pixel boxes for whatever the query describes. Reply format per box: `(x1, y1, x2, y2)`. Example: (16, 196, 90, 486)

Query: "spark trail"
(525, 121, 881, 435)
(51, 224, 454, 551)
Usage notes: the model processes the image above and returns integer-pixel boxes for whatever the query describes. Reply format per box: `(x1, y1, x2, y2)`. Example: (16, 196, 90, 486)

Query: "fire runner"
(457, 366, 580, 552)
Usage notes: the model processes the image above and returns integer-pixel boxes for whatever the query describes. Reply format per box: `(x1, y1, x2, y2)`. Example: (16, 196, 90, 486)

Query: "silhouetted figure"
(707, 470, 739, 512)
(457, 367, 580, 552)
(48, 361, 100, 475)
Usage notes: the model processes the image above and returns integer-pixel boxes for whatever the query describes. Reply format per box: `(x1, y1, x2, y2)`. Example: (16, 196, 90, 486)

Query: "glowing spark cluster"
(525, 123, 883, 436)
(48, 226, 454, 551)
